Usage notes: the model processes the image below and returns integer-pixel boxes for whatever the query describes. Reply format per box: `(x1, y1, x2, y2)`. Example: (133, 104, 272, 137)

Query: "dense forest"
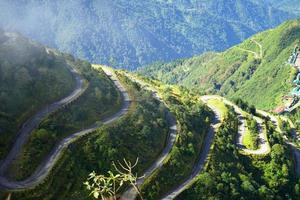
(250, 0, 300, 15)
(0, 0, 294, 69)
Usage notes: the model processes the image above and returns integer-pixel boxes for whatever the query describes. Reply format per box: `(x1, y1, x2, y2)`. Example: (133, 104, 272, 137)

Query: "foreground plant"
(84, 158, 143, 200)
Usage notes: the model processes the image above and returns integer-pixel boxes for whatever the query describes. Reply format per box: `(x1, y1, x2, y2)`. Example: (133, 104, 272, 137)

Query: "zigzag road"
(201, 96, 270, 155)
(0, 67, 131, 190)
(257, 110, 300, 175)
(160, 96, 222, 200)
(0, 66, 87, 176)
(160, 95, 270, 200)
(122, 88, 298, 200)
(120, 74, 177, 200)
(221, 97, 270, 155)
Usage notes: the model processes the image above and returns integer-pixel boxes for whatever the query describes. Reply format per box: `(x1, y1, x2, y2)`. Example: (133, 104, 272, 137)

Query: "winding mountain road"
(242, 116, 270, 155)
(0, 66, 87, 176)
(159, 95, 300, 200)
(121, 89, 299, 200)
(256, 110, 300, 175)
(158, 96, 270, 199)
(252, 39, 263, 59)
(0, 67, 131, 190)
(2, 63, 299, 200)
(202, 96, 270, 155)
(237, 39, 263, 59)
(120, 73, 177, 200)
(159, 96, 222, 200)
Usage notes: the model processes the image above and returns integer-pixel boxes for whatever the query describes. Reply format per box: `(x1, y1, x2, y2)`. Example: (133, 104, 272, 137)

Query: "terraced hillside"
(138, 20, 300, 110)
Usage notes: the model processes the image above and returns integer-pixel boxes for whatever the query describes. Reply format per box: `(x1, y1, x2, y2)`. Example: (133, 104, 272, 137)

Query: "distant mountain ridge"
(0, 0, 295, 69)
(138, 20, 300, 110)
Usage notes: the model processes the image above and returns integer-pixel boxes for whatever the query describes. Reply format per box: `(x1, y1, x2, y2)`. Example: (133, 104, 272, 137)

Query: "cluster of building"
(274, 46, 300, 114)
(289, 46, 300, 97)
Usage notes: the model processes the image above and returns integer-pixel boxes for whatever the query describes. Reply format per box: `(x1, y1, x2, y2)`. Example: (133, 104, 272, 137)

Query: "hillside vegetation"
(4, 71, 171, 199)
(0, 0, 294, 69)
(117, 73, 212, 200)
(178, 106, 298, 199)
(8, 63, 122, 181)
(0, 30, 76, 159)
(139, 20, 300, 110)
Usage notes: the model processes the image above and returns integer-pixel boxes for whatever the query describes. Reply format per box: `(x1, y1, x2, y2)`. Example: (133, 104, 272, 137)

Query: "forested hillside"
(2, 1, 300, 199)
(0, 30, 76, 159)
(0, 31, 140, 198)
(0, 0, 294, 69)
(178, 105, 298, 200)
(4, 70, 173, 199)
(138, 20, 300, 110)
(1, 31, 300, 199)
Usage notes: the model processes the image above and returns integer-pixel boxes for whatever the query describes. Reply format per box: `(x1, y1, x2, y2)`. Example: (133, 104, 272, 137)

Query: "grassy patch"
(207, 99, 228, 120)
(243, 129, 258, 150)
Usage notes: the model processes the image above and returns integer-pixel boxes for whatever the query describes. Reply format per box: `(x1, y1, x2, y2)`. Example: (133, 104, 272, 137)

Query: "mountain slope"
(0, 0, 295, 69)
(0, 30, 76, 159)
(3, 70, 178, 200)
(0, 30, 123, 174)
(138, 20, 300, 110)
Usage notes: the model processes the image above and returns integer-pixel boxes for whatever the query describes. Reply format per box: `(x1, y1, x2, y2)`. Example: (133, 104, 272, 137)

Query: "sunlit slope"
(139, 20, 300, 109)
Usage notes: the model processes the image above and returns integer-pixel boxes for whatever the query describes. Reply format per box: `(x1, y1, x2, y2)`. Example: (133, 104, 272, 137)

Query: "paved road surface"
(159, 96, 222, 200)
(0, 66, 87, 176)
(0, 67, 131, 190)
(120, 74, 177, 200)
(203, 96, 270, 155)
(257, 110, 300, 175)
